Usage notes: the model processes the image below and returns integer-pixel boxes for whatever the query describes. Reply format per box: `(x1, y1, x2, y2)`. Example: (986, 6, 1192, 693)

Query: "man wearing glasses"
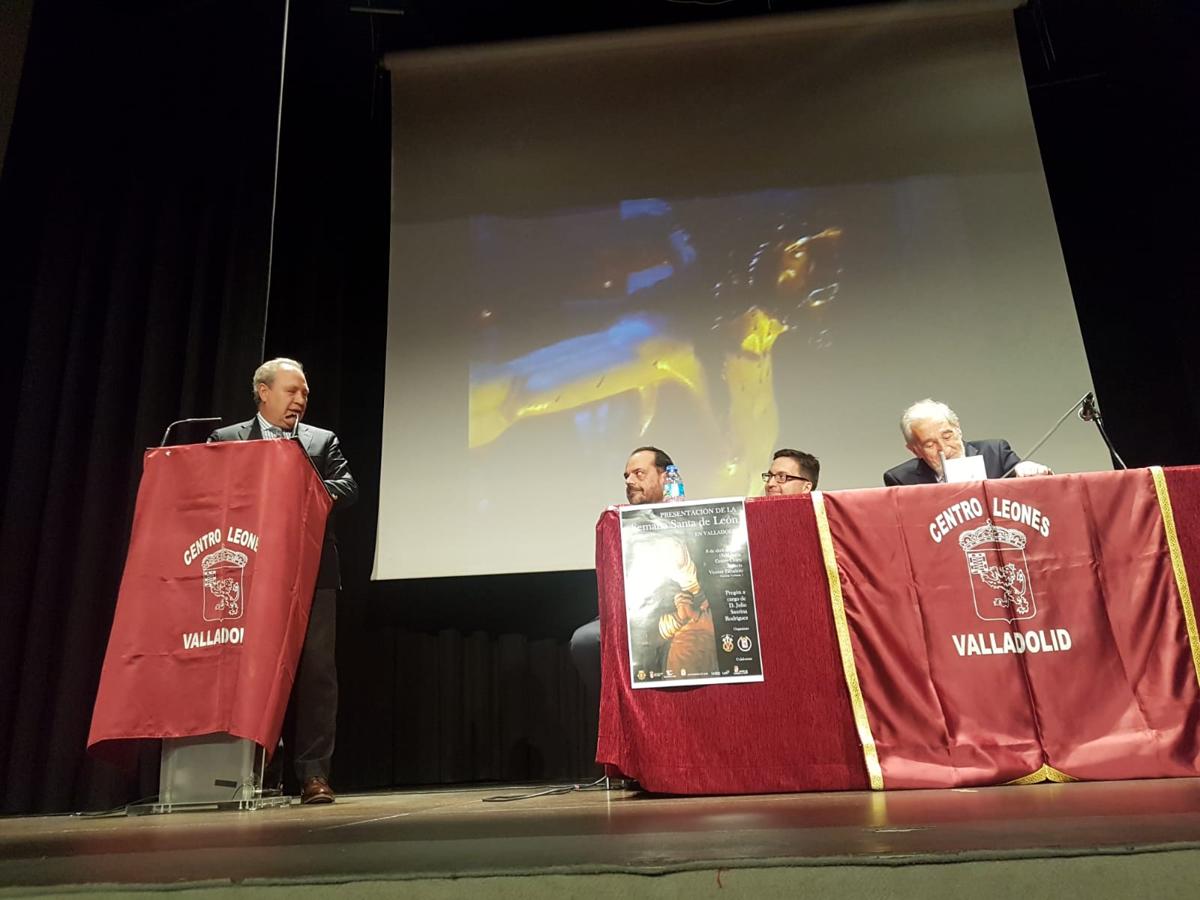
(883, 398, 1052, 486)
(762, 448, 820, 496)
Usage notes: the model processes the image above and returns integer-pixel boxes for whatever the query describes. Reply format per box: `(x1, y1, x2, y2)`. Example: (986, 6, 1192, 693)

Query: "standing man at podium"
(208, 357, 358, 804)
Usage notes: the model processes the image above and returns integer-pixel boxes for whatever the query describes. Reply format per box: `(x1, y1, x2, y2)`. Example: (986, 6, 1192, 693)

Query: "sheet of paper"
(944, 454, 988, 483)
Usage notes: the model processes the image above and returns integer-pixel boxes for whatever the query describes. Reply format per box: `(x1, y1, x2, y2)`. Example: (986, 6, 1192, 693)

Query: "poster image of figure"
(620, 498, 763, 688)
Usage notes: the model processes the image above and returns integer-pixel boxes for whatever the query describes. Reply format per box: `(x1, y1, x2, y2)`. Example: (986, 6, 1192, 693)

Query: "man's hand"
(1013, 460, 1053, 477)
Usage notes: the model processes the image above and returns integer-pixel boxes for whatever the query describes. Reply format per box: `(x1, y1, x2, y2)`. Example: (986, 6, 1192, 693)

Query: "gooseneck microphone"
(285, 407, 328, 488)
(1077, 392, 1097, 422)
(160, 417, 222, 447)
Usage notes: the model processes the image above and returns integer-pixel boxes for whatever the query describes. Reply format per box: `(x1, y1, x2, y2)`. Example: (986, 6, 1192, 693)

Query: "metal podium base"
(127, 733, 293, 815)
(127, 794, 293, 815)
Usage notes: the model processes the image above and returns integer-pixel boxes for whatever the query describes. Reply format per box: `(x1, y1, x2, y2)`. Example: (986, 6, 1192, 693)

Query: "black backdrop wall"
(0, 1, 284, 813)
(0, 0, 1197, 814)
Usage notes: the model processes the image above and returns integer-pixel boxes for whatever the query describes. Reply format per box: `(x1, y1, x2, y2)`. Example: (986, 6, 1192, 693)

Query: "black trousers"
(292, 587, 338, 781)
(569, 616, 602, 697)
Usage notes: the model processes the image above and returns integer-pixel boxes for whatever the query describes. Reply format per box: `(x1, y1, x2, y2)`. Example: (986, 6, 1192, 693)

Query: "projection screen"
(376, 1, 1109, 580)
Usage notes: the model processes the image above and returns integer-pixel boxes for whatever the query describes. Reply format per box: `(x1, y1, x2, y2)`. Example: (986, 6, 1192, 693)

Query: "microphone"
(1077, 392, 1097, 422)
(160, 417, 221, 447)
(284, 407, 327, 486)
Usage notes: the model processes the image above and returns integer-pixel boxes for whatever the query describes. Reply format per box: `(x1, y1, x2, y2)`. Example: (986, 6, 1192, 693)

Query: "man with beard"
(569, 446, 674, 696)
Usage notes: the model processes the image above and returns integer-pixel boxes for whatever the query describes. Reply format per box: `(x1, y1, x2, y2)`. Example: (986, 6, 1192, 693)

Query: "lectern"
(88, 440, 332, 812)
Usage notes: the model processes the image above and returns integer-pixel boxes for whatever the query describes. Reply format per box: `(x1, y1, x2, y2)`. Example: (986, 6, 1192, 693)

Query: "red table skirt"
(594, 466, 1200, 794)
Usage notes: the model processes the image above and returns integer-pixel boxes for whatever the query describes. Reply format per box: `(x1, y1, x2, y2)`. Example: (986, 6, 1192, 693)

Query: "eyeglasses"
(762, 471, 812, 485)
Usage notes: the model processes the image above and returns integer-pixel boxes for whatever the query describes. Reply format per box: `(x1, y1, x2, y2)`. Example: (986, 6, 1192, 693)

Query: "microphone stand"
(999, 392, 1090, 478)
(1000, 390, 1126, 477)
(1080, 394, 1127, 470)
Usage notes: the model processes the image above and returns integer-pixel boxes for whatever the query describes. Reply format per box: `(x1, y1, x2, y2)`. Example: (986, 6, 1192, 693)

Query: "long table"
(594, 466, 1200, 794)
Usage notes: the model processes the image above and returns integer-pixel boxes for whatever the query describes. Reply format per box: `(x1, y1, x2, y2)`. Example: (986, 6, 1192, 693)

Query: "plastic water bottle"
(663, 465, 685, 502)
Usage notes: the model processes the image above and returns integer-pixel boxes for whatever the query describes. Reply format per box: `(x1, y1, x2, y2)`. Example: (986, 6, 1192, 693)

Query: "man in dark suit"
(569, 446, 673, 700)
(209, 357, 358, 804)
(883, 398, 1052, 486)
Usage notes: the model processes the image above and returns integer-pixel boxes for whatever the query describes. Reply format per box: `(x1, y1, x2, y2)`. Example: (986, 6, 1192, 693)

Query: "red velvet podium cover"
(595, 466, 1200, 795)
(88, 440, 332, 757)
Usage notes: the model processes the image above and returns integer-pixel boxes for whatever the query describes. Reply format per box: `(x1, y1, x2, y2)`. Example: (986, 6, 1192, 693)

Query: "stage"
(4, 779, 1200, 897)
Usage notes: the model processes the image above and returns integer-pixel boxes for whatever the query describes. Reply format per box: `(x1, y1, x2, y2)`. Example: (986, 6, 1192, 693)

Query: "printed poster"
(620, 498, 763, 688)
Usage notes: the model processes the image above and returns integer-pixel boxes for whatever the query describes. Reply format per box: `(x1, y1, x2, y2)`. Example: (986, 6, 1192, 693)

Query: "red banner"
(814, 468, 1200, 788)
(88, 441, 331, 757)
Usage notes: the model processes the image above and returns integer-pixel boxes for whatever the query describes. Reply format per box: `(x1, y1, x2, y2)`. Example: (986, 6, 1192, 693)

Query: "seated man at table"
(763, 448, 820, 496)
(569, 446, 675, 700)
(883, 398, 1052, 486)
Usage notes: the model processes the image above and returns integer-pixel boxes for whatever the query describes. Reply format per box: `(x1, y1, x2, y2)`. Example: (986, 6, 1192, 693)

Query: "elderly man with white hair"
(883, 398, 1052, 486)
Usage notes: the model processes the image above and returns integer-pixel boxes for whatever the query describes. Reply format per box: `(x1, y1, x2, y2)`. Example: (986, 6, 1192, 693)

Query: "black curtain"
(1016, 0, 1200, 468)
(0, 0, 283, 812)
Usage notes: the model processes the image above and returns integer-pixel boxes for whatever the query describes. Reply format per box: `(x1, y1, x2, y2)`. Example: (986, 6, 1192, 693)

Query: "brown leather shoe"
(300, 776, 335, 805)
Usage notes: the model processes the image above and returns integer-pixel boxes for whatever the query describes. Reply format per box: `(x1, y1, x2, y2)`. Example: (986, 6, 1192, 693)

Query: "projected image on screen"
(467, 194, 842, 501)
(377, 5, 1113, 579)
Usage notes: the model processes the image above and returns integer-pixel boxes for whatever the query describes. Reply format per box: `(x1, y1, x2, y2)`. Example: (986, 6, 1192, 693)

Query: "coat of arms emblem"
(201, 547, 248, 622)
(958, 520, 1037, 622)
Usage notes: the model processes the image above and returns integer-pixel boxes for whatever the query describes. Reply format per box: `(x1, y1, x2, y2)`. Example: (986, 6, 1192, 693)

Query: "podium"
(88, 440, 333, 812)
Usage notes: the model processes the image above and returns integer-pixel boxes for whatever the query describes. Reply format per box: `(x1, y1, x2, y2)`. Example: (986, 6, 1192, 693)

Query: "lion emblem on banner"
(958, 520, 1037, 622)
(201, 547, 249, 622)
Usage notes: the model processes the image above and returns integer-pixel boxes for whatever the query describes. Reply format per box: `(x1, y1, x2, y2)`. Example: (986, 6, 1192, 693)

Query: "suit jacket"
(882, 439, 1020, 487)
(208, 418, 358, 589)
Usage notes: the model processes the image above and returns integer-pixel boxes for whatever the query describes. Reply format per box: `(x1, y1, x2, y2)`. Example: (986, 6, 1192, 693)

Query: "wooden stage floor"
(4, 778, 1200, 892)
